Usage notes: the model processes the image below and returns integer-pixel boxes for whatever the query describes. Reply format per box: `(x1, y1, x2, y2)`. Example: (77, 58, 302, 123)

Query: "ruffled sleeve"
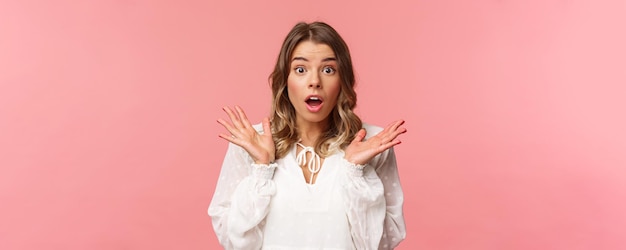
(341, 147, 406, 249)
(208, 142, 277, 250)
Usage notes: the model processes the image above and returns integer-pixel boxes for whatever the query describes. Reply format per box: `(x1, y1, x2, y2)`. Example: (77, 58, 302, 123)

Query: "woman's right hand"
(217, 106, 275, 164)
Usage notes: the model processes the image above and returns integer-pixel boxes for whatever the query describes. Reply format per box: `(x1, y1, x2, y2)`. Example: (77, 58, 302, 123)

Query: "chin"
(300, 112, 331, 124)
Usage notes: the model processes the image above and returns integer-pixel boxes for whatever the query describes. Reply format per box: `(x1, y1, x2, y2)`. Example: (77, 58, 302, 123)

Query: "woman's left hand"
(344, 120, 407, 165)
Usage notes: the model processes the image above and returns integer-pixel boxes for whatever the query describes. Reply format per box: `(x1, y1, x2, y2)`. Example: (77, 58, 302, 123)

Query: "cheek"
(287, 73, 302, 90)
(286, 77, 299, 103)
(327, 80, 341, 102)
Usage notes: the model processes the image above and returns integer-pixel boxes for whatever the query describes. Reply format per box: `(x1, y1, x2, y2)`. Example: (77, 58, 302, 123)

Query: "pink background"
(1, 0, 625, 249)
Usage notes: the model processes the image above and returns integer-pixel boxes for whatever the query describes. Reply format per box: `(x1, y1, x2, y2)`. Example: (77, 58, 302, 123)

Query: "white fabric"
(208, 123, 406, 250)
(295, 142, 322, 184)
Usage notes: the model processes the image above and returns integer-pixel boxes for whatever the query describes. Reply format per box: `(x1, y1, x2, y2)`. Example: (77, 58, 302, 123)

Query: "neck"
(296, 118, 328, 146)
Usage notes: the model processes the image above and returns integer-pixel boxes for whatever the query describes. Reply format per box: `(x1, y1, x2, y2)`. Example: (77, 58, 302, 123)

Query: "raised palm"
(344, 120, 406, 165)
(217, 106, 275, 164)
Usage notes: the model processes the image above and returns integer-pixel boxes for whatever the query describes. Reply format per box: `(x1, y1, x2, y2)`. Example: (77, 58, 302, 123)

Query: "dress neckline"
(290, 144, 334, 186)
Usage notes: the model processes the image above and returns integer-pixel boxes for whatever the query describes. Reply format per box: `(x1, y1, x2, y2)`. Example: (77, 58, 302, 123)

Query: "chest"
(262, 155, 354, 248)
(270, 150, 350, 210)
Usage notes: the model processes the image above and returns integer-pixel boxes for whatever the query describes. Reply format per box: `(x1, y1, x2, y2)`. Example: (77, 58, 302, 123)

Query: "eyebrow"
(292, 57, 337, 62)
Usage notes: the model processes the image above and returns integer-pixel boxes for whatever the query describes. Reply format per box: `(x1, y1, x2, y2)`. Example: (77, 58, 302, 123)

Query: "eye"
(322, 66, 336, 74)
(294, 66, 306, 74)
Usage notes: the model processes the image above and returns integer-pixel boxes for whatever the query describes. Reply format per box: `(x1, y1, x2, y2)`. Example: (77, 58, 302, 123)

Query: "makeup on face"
(287, 41, 341, 125)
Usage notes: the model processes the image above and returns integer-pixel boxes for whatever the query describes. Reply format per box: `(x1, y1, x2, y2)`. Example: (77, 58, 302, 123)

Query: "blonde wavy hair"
(269, 22, 362, 159)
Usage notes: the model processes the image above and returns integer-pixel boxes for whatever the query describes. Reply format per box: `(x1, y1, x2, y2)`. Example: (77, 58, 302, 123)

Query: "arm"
(341, 158, 385, 249)
(210, 106, 277, 249)
(208, 142, 277, 250)
(342, 148, 406, 250)
(373, 147, 406, 249)
(343, 121, 407, 249)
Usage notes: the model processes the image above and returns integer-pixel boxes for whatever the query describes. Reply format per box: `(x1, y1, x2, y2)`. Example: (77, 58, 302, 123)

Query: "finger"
(235, 106, 251, 128)
(380, 120, 406, 141)
(379, 139, 402, 151)
(375, 120, 403, 139)
(394, 127, 408, 137)
(394, 119, 405, 130)
(223, 106, 243, 128)
(217, 118, 234, 133)
(262, 117, 272, 136)
(386, 126, 407, 142)
(217, 118, 243, 139)
(351, 128, 367, 144)
(385, 128, 406, 145)
(218, 133, 243, 146)
(388, 119, 405, 132)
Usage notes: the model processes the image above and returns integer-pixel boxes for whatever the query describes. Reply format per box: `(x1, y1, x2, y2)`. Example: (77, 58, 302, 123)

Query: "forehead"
(291, 41, 336, 60)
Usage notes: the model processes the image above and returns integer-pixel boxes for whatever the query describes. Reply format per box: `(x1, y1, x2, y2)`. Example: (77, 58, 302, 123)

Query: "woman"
(209, 22, 406, 250)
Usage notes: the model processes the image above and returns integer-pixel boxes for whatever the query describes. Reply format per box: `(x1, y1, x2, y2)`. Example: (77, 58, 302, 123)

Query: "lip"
(305, 95, 324, 113)
(305, 95, 324, 102)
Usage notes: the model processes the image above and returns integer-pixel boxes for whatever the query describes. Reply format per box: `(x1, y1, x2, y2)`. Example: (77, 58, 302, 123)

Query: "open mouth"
(305, 96, 323, 112)
(305, 96, 323, 106)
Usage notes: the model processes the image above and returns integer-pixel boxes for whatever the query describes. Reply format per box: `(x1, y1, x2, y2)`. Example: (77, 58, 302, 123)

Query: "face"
(287, 40, 341, 127)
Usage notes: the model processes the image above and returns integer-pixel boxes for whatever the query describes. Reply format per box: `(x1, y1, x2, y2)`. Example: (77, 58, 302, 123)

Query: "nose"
(308, 72, 321, 89)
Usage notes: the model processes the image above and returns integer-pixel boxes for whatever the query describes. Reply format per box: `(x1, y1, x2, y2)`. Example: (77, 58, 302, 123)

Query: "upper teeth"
(309, 97, 320, 101)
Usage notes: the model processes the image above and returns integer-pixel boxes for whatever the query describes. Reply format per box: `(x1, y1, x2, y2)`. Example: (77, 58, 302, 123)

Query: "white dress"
(208, 124, 406, 250)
